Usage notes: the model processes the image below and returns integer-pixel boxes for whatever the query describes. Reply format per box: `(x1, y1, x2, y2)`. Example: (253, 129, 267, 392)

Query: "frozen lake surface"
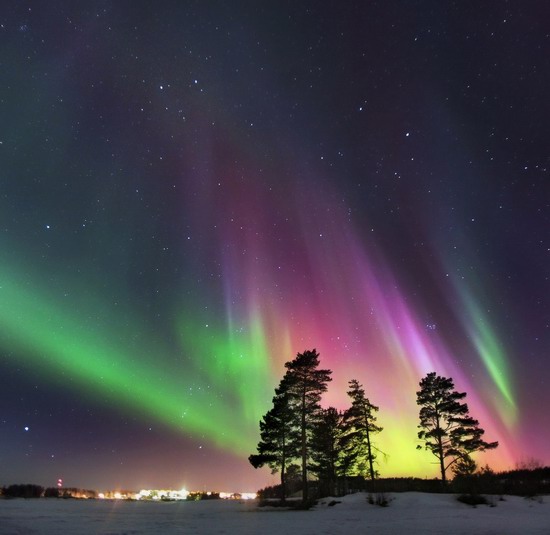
(0, 492, 548, 534)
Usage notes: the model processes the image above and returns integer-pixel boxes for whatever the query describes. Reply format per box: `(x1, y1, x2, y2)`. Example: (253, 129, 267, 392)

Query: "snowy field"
(0, 492, 548, 534)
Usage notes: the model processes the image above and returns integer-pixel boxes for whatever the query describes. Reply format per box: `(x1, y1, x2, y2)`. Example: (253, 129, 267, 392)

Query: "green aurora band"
(459, 289, 517, 425)
(177, 309, 276, 426)
(0, 265, 272, 454)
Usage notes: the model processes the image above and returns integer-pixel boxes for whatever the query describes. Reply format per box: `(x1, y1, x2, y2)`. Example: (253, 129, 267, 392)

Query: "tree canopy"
(416, 372, 498, 484)
(284, 349, 332, 501)
(343, 379, 383, 481)
(248, 375, 299, 501)
(250, 349, 331, 501)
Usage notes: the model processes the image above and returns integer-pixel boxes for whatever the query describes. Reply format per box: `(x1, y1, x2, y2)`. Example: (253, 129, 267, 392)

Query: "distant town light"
(97, 488, 255, 501)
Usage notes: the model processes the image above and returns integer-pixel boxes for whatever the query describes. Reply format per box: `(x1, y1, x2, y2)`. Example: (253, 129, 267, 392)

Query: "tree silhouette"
(310, 407, 344, 496)
(284, 349, 332, 502)
(416, 372, 498, 484)
(249, 375, 299, 502)
(343, 379, 383, 481)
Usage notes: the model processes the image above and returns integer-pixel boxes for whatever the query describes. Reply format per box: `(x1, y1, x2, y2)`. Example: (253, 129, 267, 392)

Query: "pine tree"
(343, 379, 383, 481)
(249, 375, 299, 501)
(284, 349, 332, 502)
(416, 372, 498, 484)
(310, 407, 344, 497)
(337, 425, 360, 494)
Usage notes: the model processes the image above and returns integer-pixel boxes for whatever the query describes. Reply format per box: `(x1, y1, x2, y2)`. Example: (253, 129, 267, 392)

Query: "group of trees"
(2, 484, 45, 498)
(250, 350, 498, 501)
(249, 349, 383, 501)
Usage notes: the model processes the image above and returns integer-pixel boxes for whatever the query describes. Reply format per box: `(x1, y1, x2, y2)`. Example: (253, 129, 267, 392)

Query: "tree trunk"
(280, 452, 286, 503)
(366, 430, 375, 481)
(363, 407, 375, 481)
(301, 385, 308, 502)
(437, 434, 446, 485)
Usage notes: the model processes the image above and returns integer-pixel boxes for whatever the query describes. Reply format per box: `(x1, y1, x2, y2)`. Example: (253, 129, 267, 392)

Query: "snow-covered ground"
(0, 492, 548, 534)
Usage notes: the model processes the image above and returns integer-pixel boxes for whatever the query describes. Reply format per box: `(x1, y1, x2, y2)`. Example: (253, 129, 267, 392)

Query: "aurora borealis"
(0, 2, 548, 491)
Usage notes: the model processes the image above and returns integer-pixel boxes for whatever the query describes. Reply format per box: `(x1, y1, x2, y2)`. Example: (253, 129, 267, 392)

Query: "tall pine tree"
(310, 407, 344, 497)
(343, 379, 383, 481)
(249, 375, 299, 501)
(284, 349, 332, 502)
(416, 372, 498, 484)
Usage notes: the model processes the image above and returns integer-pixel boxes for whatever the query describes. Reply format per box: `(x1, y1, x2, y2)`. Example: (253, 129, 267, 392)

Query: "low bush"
(367, 492, 391, 507)
(457, 494, 490, 507)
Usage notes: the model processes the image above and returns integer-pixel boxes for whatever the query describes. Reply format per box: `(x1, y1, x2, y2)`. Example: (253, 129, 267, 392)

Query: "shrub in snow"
(367, 492, 390, 507)
(457, 494, 491, 507)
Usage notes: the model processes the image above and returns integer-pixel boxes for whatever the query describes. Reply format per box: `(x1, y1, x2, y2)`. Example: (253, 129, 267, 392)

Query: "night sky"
(0, 1, 548, 492)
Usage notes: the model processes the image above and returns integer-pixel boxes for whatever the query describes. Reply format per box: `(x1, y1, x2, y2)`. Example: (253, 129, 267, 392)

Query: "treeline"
(250, 349, 499, 502)
(1, 485, 97, 499)
(258, 468, 550, 500)
(2, 484, 44, 498)
(453, 465, 550, 497)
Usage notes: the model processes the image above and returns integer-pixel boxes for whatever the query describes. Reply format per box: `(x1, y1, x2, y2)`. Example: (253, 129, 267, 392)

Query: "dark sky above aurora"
(0, 1, 548, 492)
